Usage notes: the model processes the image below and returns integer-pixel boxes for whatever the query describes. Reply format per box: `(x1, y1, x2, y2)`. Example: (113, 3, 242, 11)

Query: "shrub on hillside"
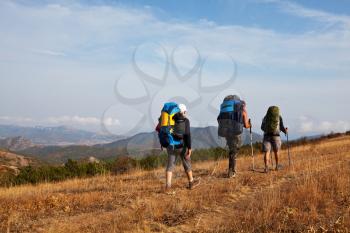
(138, 154, 166, 170)
(191, 147, 227, 161)
(326, 132, 343, 139)
(85, 162, 107, 176)
(65, 159, 82, 177)
(9, 160, 107, 186)
(112, 156, 137, 174)
(14, 165, 69, 185)
(0, 172, 16, 187)
(239, 142, 263, 156)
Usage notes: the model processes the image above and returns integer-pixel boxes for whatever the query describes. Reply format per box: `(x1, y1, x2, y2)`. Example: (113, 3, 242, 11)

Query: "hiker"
(156, 103, 199, 191)
(217, 95, 251, 178)
(261, 106, 288, 173)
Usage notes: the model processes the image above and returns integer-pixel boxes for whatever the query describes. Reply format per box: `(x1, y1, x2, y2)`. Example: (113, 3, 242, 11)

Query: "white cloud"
(297, 116, 350, 134)
(0, 116, 34, 123)
(103, 117, 121, 127)
(0, 115, 117, 132)
(47, 116, 101, 125)
(299, 116, 314, 133)
(1, 0, 350, 71)
(319, 121, 350, 133)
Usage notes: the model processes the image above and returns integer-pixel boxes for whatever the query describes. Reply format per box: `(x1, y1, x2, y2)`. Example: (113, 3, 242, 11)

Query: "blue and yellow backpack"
(158, 102, 184, 149)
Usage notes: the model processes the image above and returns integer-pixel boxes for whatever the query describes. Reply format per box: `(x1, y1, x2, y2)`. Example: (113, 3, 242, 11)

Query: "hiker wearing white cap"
(178, 103, 187, 114)
(156, 103, 200, 192)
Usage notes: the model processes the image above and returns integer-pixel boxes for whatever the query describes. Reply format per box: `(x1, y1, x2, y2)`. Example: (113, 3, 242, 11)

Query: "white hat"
(178, 103, 187, 113)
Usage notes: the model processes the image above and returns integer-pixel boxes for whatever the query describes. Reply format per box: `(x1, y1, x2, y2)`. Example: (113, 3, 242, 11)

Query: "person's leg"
(264, 151, 270, 170)
(180, 147, 193, 182)
(179, 148, 200, 189)
(186, 170, 193, 181)
(225, 137, 234, 176)
(263, 138, 272, 173)
(165, 147, 176, 188)
(273, 136, 282, 170)
(226, 135, 241, 177)
(166, 171, 173, 188)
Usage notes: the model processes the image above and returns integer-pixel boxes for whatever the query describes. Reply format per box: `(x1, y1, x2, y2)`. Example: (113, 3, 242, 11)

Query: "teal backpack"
(217, 95, 244, 137)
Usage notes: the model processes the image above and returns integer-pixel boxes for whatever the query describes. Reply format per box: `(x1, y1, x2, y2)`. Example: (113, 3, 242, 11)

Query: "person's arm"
(183, 118, 191, 149)
(280, 116, 287, 134)
(155, 117, 161, 132)
(183, 118, 192, 159)
(261, 117, 266, 132)
(242, 108, 251, 128)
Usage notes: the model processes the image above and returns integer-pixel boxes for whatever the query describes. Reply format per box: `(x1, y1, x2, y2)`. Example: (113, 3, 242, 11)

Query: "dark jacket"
(173, 113, 191, 149)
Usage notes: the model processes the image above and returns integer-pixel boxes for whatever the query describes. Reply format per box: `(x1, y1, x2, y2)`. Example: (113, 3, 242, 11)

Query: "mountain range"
(0, 125, 122, 146)
(17, 126, 262, 163)
(0, 136, 34, 151)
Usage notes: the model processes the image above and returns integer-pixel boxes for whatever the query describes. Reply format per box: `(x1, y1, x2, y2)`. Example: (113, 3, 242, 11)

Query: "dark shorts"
(166, 147, 191, 172)
(263, 136, 282, 153)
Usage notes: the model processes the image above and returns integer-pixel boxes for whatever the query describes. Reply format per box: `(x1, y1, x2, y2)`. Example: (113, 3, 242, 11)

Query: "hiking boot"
(164, 186, 176, 195)
(228, 170, 236, 178)
(188, 178, 200, 190)
(275, 164, 283, 171)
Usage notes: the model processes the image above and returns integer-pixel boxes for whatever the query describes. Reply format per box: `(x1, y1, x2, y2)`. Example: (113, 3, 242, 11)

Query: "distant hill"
(19, 126, 262, 163)
(0, 125, 122, 146)
(0, 136, 34, 151)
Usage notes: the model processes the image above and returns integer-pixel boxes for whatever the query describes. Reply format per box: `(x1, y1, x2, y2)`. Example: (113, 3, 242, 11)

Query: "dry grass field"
(1, 136, 350, 233)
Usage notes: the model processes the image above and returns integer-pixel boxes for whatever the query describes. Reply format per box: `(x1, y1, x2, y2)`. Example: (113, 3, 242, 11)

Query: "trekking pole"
(286, 128, 291, 167)
(249, 119, 255, 171)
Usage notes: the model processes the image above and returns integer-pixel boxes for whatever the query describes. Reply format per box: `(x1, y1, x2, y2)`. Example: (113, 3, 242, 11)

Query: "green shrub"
(138, 154, 166, 170)
(14, 165, 69, 185)
(0, 172, 16, 187)
(85, 162, 107, 176)
(112, 156, 137, 174)
(65, 159, 81, 177)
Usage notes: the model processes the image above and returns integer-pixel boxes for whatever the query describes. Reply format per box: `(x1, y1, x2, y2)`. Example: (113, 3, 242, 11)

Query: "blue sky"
(0, 0, 349, 138)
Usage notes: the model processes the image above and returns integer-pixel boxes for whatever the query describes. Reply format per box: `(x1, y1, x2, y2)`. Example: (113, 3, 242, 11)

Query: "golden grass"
(1, 136, 350, 232)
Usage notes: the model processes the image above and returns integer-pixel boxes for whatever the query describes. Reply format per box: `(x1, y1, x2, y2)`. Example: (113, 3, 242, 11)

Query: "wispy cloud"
(31, 49, 66, 57)
(0, 115, 118, 127)
(47, 116, 100, 125)
(261, 0, 350, 28)
(2, 0, 349, 70)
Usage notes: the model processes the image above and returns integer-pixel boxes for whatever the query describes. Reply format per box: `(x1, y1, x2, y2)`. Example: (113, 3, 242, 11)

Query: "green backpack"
(264, 106, 280, 134)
